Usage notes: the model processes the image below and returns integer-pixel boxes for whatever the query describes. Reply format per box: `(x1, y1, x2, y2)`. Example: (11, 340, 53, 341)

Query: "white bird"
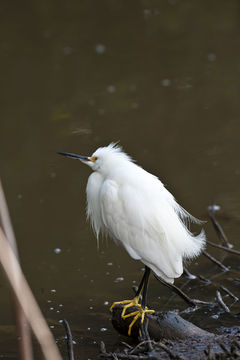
(59, 143, 206, 335)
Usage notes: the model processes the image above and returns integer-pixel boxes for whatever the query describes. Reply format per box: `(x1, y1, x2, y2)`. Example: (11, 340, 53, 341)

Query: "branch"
(156, 276, 213, 307)
(206, 240, 240, 255)
(0, 179, 33, 360)
(63, 319, 75, 360)
(216, 290, 230, 313)
(111, 304, 213, 341)
(202, 250, 229, 271)
(208, 204, 232, 248)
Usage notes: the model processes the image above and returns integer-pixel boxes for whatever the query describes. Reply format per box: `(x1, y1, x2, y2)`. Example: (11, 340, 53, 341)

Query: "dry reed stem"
(0, 179, 33, 359)
(0, 227, 62, 360)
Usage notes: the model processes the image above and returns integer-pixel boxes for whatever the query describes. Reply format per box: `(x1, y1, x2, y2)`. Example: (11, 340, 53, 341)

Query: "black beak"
(58, 152, 89, 161)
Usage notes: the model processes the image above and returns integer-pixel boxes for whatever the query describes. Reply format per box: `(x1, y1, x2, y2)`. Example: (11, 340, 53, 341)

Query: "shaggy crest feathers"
(92, 142, 133, 163)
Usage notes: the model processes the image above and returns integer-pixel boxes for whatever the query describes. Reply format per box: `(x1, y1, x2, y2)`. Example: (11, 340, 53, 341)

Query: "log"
(111, 304, 213, 340)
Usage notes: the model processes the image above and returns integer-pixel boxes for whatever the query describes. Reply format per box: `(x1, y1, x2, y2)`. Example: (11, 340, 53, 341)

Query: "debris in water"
(107, 85, 115, 93)
(95, 44, 106, 54)
(100, 328, 107, 332)
(161, 79, 171, 87)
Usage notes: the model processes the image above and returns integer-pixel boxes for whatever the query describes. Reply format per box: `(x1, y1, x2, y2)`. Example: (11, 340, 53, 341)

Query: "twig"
(157, 342, 184, 360)
(100, 352, 149, 359)
(218, 341, 231, 356)
(157, 276, 213, 307)
(0, 179, 33, 360)
(120, 342, 132, 350)
(220, 286, 239, 302)
(202, 251, 229, 271)
(112, 354, 119, 360)
(141, 319, 153, 352)
(233, 339, 240, 349)
(206, 240, 240, 255)
(204, 343, 212, 359)
(198, 275, 211, 285)
(100, 341, 107, 354)
(216, 290, 230, 313)
(130, 339, 154, 355)
(208, 204, 232, 248)
(0, 227, 62, 360)
(101, 341, 184, 360)
(63, 319, 75, 360)
(183, 267, 196, 280)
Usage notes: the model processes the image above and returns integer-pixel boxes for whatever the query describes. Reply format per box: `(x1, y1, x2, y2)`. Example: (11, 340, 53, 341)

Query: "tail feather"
(183, 229, 206, 259)
(175, 203, 206, 227)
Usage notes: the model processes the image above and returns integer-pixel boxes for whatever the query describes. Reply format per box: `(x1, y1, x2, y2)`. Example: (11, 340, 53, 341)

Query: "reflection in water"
(1, 0, 240, 358)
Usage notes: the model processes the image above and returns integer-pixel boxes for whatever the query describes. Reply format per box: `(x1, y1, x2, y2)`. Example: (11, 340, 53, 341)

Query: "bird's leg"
(110, 267, 148, 314)
(110, 266, 155, 336)
(122, 266, 154, 335)
(121, 266, 150, 317)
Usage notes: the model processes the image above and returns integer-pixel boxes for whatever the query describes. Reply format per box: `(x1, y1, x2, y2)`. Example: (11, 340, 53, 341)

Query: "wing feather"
(99, 178, 185, 282)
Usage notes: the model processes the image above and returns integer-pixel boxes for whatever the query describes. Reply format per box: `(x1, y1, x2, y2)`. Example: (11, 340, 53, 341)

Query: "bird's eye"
(90, 156, 98, 162)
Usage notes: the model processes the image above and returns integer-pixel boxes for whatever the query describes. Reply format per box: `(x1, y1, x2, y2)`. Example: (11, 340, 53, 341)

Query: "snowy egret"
(58, 143, 206, 335)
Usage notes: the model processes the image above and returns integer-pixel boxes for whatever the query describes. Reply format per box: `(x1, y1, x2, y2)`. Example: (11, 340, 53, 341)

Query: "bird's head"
(58, 143, 132, 174)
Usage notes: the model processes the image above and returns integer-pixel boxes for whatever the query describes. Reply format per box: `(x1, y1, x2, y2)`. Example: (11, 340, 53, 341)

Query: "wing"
(86, 172, 106, 241)
(99, 178, 184, 283)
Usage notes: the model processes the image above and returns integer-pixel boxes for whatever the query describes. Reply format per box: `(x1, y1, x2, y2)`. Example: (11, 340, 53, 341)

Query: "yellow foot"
(110, 297, 155, 336)
(123, 306, 155, 336)
(110, 295, 141, 314)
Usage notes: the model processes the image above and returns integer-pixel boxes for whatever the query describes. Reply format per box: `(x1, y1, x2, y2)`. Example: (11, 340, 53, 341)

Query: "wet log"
(111, 304, 213, 341)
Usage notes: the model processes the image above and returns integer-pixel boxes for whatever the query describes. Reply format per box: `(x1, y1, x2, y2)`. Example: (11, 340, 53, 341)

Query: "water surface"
(1, 1, 240, 358)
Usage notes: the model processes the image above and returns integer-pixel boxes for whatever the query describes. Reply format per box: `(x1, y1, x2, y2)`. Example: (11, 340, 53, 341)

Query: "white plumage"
(85, 143, 206, 284)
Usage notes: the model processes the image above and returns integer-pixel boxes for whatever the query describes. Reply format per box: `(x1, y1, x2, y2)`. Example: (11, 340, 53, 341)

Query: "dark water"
(1, 1, 240, 358)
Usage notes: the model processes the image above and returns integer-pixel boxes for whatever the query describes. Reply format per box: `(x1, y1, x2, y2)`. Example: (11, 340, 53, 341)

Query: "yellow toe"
(110, 297, 155, 336)
(110, 299, 134, 312)
(110, 295, 141, 314)
(128, 307, 155, 335)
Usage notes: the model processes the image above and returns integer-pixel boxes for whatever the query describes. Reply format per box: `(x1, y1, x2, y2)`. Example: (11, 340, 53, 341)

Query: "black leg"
(135, 266, 151, 308)
(115, 266, 153, 336)
(141, 266, 150, 308)
(135, 266, 149, 297)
